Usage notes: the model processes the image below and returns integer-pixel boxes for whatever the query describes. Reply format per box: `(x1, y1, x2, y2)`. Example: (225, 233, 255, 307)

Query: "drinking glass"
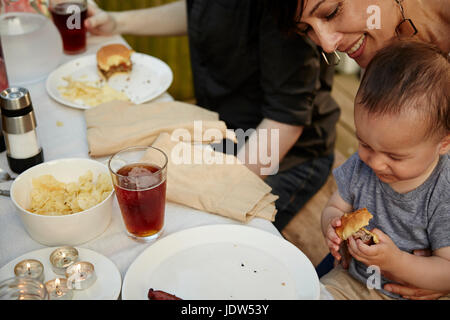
(49, 0, 87, 54)
(0, 277, 49, 300)
(109, 146, 168, 242)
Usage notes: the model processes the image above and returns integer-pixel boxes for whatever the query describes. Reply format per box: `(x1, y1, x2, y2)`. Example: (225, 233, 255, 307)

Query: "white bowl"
(10, 158, 114, 246)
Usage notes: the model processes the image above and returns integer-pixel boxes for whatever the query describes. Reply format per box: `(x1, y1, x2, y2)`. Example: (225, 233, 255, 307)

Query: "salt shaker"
(0, 87, 44, 173)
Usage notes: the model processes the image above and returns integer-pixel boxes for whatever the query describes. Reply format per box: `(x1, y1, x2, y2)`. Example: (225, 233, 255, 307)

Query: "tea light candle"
(49, 246, 79, 275)
(14, 259, 45, 283)
(45, 278, 73, 300)
(65, 261, 96, 290)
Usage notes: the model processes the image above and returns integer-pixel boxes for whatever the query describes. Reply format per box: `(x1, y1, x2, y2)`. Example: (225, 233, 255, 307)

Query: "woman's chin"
(353, 53, 371, 69)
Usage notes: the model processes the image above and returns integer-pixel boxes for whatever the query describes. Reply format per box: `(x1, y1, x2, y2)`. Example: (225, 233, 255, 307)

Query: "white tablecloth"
(0, 34, 332, 300)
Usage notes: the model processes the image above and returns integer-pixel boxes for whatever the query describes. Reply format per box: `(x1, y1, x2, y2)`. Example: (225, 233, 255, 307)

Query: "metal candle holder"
(65, 261, 96, 290)
(45, 278, 73, 300)
(14, 259, 45, 283)
(49, 246, 79, 275)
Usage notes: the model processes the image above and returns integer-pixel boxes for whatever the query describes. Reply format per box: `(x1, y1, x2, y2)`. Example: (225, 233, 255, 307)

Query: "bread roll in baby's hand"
(335, 208, 379, 245)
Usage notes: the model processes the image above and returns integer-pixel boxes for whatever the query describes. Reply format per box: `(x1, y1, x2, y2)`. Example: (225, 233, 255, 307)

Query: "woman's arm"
(383, 249, 450, 299)
(86, 0, 187, 36)
(391, 247, 450, 292)
(236, 118, 303, 177)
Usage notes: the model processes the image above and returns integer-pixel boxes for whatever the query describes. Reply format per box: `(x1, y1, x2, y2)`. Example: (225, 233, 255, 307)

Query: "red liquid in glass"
(50, 2, 87, 54)
(114, 163, 166, 238)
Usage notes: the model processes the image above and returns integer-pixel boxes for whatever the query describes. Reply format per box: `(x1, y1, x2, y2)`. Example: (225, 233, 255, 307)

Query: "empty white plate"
(122, 224, 320, 300)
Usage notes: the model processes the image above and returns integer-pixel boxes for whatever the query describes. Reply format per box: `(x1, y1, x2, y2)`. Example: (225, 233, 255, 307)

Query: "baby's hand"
(325, 217, 343, 261)
(347, 228, 402, 272)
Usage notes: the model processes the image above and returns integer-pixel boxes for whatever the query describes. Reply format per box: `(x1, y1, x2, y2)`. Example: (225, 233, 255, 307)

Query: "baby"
(320, 40, 450, 300)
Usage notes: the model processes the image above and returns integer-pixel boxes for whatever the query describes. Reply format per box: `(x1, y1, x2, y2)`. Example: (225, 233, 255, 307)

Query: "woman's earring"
(321, 50, 341, 66)
(395, 19, 417, 37)
(394, 0, 418, 37)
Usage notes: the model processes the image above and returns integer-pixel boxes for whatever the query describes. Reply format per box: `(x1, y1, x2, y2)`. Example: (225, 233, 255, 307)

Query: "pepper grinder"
(0, 87, 44, 173)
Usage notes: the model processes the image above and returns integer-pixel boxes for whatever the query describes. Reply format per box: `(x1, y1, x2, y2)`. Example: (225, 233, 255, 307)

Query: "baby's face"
(354, 105, 448, 191)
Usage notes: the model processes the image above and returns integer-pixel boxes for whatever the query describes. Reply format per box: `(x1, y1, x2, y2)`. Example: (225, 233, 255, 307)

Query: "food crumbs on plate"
(281, 282, 286, 286)
(56, 121, 64, 127)
(241, 263, 245, 267)
(254, 270, 257, 273)
(146, 80, 151, 84)
(126, 77, 130, 81)
(57, 76, 129, 107)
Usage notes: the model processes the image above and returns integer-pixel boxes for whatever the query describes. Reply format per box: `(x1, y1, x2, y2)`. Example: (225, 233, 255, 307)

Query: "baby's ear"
(438, 134, 450, 155)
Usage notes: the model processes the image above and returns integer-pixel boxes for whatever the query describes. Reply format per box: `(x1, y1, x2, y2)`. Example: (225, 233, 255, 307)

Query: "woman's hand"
(85, 0, 117, 36)
(384, 283, 449, 300)
(383, 249, 449, 300)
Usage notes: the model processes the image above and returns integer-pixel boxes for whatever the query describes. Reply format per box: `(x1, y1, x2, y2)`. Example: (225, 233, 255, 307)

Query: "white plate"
(46, 53, 173, 109)
(122, 225, 320, 300)
(0, 247, 121, 300)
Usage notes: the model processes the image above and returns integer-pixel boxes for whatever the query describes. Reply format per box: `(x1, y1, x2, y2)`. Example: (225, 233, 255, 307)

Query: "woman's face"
(296, 0, 401, 67)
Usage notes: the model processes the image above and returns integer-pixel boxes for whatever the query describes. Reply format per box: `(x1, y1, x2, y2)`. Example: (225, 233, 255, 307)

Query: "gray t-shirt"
(333, 153, 450, 299)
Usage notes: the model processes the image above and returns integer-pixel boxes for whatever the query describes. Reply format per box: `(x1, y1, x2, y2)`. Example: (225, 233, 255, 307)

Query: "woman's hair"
(356, 39, 450, 138)
(266, 0, 304, 35)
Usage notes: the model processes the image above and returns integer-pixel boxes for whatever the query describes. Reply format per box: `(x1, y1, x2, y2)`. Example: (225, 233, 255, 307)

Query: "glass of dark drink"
(109, 146, 168, 242)
(49, 0, 87, 55)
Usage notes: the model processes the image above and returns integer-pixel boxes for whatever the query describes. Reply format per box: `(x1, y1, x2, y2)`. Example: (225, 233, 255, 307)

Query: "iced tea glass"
(109, 146, 168, 242)
(49, 0, 87, 54)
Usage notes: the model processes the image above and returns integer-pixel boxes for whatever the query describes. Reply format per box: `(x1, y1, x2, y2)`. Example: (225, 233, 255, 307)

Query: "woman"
(270, 0, 449, 300)
(271, 0, 449, 67)
(85, 0, 341, 232)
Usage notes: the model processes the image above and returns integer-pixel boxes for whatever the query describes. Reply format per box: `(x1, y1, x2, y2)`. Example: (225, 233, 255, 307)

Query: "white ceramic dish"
(0, 247, 121, 300)
(10, 158, 114, 246)
(122, 225, 320, 300)
(46, 52, 173, 109)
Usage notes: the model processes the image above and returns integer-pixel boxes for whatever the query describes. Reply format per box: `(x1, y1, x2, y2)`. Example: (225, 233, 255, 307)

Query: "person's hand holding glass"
(49, 0, 87, 54)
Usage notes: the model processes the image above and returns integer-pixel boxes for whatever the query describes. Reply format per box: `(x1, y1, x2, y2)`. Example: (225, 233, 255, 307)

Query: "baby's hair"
(356, 39, 450, 139)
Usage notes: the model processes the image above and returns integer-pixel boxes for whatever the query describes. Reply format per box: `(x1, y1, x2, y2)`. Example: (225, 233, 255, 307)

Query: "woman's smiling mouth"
(344, 34, 367, 59)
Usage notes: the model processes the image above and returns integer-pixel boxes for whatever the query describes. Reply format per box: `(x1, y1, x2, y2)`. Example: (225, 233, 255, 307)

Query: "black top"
(187, 0, 340, 171)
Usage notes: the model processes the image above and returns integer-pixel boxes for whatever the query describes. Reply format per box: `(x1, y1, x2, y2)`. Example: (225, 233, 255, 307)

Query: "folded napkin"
(85, 100, 235, 157)
(149, 133, 278, 222)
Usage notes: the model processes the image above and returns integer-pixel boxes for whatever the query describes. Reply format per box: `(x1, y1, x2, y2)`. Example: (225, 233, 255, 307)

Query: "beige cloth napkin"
(85, 99, 277, 222)
(149, 133, 278, 222)
(85, 100, 235, 157)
